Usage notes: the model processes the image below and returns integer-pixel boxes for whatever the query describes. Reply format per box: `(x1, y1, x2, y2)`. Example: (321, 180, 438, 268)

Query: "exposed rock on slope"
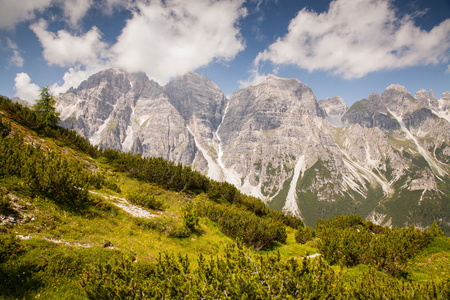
(341, 93, 400, 131)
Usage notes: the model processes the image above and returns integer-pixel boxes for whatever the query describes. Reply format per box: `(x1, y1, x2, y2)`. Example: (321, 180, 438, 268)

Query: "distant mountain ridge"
(56, 68, 450, 234)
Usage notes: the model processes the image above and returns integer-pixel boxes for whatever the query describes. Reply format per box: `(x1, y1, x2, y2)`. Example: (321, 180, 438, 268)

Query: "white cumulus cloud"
(255, 0, 450, 79)
(30, 19, 109, 67)
(14, 73, 40, 103)
(112, 0, 247, 84)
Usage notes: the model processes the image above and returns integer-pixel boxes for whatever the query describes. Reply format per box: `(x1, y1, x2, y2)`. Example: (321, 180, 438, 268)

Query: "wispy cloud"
(6, 38, 24, 68)
(0, 0, 105, 30)
(238, 69, 268, 89)
(0, 0, 51, 29)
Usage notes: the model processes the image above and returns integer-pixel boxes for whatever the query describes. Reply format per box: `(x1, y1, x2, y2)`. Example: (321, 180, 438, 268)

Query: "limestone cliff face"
(165, 72, 226, 135)
(56, 68, 450, 234)
(215, 76, 349, 217)
(164, 72, 227, 175)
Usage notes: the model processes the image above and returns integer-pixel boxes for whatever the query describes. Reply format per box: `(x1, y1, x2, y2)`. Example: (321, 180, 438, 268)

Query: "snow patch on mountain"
(187, 125, 222, 182)
(283, 155, 305, 219)
(58, 97, 82, 120)
(241, 176, 266, 200)
(90, 116, 111, 145)
(120, 106, 135, 152)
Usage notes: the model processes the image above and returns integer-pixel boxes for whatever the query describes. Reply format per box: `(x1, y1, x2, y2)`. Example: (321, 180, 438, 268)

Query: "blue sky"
(0, 0, 449, 105)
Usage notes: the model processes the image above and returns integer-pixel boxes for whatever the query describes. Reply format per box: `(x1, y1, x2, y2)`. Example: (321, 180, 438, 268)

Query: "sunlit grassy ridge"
(1, 96, 449, 299)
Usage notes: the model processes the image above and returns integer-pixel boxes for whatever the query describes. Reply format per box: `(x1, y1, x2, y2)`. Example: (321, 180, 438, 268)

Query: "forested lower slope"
(0, 96, 449, 299)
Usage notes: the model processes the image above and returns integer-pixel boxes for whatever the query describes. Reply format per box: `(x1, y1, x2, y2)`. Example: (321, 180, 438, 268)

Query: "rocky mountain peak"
(415, 89, 428, 102)
(164, 72, 226, 133)
(265, 74, 302, 83)
(439, 91, 450, 111)
(107, 66, 126, 74)
(381, 84, 420, 115)
(415, 89, 439, 109)
(167, 72, 223, 94)
(172, 72, 220, 88)
(77, 68, 129, 90)
(385, 84, 408, 93)
(318, 96, 348, 127)
(319, 96, 347, 114)
(256, 75, 304, 92)
(244, 75, 317, 115)
(10, 97, 32, 107)
(429, 89, 437, 101)
(227, 73, 322, 126)
(367, 92, 381, 101)
(341, 92, 400, 130)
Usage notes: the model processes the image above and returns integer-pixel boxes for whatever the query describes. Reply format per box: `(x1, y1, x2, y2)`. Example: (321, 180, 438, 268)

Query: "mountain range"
(56, 68, 450, 233)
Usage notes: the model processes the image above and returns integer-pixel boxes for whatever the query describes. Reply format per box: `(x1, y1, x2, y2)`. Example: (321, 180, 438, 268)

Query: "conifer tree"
(0, 114, 11, 138)
(428, 220, 444, 237)
(33, 87, 60, 128)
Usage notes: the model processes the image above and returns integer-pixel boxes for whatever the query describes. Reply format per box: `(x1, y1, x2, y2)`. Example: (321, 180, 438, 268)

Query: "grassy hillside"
(1, 96, 449, 299)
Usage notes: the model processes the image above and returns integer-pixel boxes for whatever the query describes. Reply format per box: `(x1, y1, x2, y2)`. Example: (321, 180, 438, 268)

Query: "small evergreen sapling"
(33, 87, 60, 128)
(182, 203, 199, 232)
(295, 226, 316, 244)
(0, 192, 12, 215)
(0, 114, 11, 138)
(428, 220, 444, 237)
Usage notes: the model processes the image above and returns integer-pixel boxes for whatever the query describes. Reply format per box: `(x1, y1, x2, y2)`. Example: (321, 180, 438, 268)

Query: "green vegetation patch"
(63, 113, 77, 124)
(412, 155, 430, 168)
(265, 161, 280, 176)
(266, 176, 291, 211)
(407, 236, 450, 281)
(107, 119, 117, 131)
(346, 98, 370, 113)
